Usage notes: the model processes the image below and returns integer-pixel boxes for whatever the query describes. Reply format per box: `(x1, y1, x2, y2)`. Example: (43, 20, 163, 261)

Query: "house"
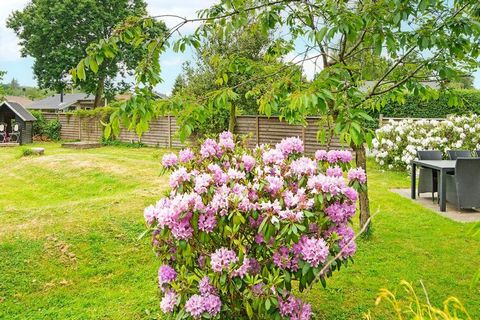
(28, 93, 102, 112)
(5, 95, 34, 108)
(0, 101, 36, 144)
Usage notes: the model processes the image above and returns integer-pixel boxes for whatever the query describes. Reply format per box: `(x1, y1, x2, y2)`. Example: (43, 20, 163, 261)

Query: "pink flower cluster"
(147, 133, 366, 319)
(279, 295, 312, 320)
(185, 276, 222, 318)
(348, 167, 367, 184)
(210, 247, 238, 272)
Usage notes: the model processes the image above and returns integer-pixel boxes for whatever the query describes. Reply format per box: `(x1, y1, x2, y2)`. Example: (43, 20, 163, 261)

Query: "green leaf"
(77, 60, 86, 80)
(89, 57, 99, 74)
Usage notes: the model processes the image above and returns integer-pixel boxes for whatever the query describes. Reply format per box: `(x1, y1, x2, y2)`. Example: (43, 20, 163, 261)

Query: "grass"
(0, 143, 479, 319)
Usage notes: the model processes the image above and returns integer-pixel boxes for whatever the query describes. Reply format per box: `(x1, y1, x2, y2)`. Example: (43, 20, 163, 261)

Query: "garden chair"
(9, 124, 20, 143)
(476, 150, 480, 157)
(417, 150, 442, 201)
(0, 123, 6, 143)
(446, 158, 480, 210)
(447, 150, 472, 160)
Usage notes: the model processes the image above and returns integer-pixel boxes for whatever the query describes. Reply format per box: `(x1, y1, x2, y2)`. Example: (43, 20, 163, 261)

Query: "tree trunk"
(353, 143, 371, 233)
(94, 76, 105, 108)
(228, 104, 236, 133)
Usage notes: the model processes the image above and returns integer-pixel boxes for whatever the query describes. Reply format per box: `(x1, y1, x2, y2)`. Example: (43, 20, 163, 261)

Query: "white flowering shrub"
(371, 114, 480, 170)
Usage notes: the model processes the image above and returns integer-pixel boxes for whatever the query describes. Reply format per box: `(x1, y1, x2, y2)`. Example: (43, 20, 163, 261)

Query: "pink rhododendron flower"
(279, 295, 312, 320)
(348, 167, 367, 183)
(162, 153, 178, 167)
(158, 265, 177, 286)
(315, 149, 328, 161)
(276, 137, 304, 156)
(169, 167, 190, 188)
(179, 148, 195, 163)
(185, 294, 204, 318)
(219, 131, 235, 150)
(262, 148, 284, 165)
(299, 236, 329, 267)
(326, 166, 343, 177)
(160, 290, 178, 313)
(242, 154, 256, 172)
(327, 150, 353, 164)
(324, 201, 356, 223)
(290, 157, 317, 177)
(200, 139, 219, 158)
(210, 247, 238, 272)
(325, 224, 357, 259)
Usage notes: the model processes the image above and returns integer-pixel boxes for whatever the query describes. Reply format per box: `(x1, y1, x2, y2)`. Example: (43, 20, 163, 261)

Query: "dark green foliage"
(368, 89, 480, 128)
(30, 110, 61, 141)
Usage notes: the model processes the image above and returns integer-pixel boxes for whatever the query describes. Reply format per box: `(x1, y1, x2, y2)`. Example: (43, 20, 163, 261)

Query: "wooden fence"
(43, 113, 348, 151)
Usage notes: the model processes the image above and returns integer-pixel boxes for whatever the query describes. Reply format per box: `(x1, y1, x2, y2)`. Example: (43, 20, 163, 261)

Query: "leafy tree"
(7, 0, 167, 107)
(75, 0, 480, 231)
(171, 75, 186, 96)
(9, 78, 20, 91)
(173, 20, 301, 135)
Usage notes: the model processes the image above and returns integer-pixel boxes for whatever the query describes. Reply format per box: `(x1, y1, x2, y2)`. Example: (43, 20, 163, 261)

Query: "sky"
(0, 0, 216, 95)
(0, 0, 479, 95)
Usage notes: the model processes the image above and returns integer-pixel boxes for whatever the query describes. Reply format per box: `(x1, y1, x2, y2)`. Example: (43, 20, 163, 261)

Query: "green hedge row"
(368, 89, 480, 127)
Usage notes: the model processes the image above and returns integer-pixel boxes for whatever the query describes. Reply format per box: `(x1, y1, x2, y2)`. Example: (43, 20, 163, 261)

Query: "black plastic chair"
(417, 150, 443, 201)
(447, 150, 472, 160)
(446, 158, 480, 210)
(476, 150, 480, 157)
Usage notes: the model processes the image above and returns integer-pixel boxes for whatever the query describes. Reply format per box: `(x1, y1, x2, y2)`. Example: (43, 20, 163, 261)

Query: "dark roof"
(29, 93, 94, 110)
(1, 101, 37, 121)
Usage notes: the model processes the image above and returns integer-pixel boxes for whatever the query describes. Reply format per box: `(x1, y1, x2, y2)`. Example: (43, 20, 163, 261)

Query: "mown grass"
(0, 144, 479, 319)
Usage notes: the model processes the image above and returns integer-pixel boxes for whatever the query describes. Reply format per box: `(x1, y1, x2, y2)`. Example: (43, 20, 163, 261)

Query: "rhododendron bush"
(144, 132, 366, 319)
(372, 114, 480, 170)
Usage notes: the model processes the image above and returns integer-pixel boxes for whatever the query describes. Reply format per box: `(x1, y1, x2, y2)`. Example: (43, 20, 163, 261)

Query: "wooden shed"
(0, 101, 36, 144)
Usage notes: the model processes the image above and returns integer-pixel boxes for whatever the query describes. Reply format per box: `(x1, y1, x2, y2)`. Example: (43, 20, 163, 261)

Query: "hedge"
(367, 89, 480, 127)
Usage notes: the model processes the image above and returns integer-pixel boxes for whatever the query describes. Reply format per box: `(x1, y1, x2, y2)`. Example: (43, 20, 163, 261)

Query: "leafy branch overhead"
(73, 0, 479, 147)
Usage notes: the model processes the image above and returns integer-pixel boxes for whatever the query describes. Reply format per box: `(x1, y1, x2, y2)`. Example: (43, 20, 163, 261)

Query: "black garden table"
(411, 160, 456, 212)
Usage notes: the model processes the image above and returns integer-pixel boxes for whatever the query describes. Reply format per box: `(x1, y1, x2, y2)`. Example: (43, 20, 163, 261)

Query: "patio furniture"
(476, 150, 480, 157)
(417, 150, 442, 200)
(447, 150, 472, 160)
(445, 158, 480, 210)
(0, 123, 6, 143)
(9, 124, 20, 143)
(411, 159, 456, 212)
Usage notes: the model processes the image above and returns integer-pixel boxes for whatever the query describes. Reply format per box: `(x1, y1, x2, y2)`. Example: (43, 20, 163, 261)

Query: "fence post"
(379, 113, 384, 127)
(79, 117, 82, 141)
(256, 116, 260, 146)
(168, 115, 172, 148)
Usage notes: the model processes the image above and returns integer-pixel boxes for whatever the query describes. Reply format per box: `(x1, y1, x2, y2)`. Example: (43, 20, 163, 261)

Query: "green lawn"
(0, 143, 478, 319)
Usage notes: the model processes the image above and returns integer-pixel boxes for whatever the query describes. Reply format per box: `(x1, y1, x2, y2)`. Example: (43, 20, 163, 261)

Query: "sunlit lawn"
(0, 143, 479, 319)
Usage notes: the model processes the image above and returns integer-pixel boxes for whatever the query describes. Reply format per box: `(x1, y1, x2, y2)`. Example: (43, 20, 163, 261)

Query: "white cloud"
(0, 0, 29, 61)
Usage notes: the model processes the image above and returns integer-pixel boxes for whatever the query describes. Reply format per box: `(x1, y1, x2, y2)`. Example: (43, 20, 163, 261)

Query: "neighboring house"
(5, 95, 34, 108)
(0, 100, 36, 144)
(28, 93, 103, 112)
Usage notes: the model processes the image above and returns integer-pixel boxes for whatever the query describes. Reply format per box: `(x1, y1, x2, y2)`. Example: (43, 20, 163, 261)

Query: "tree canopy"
(74, 0, 480, 229)
(7, 0, 167, 106)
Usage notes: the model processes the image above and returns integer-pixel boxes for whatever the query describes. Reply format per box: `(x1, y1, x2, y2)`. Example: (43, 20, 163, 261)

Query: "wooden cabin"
(0, 101, 36, 144)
